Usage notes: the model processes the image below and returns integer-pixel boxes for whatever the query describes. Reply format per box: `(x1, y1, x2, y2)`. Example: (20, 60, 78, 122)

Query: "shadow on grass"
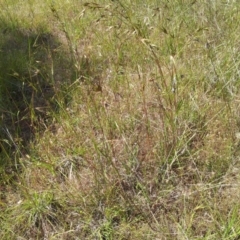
(0, 20, 78, 174)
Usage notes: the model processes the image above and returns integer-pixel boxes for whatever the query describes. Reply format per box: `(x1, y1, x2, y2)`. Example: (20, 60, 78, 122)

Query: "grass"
(1, 0, 240, 239)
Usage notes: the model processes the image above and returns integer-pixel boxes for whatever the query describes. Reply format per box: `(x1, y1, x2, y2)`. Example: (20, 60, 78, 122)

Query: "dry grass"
(1, 0, 240, 239)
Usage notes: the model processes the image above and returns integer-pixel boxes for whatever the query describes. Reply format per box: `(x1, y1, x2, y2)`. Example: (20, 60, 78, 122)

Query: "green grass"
(1, 0, 240, 239)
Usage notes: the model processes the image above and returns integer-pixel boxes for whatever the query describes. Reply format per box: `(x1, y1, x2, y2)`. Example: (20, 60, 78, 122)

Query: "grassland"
(1, 0, 240, 239)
